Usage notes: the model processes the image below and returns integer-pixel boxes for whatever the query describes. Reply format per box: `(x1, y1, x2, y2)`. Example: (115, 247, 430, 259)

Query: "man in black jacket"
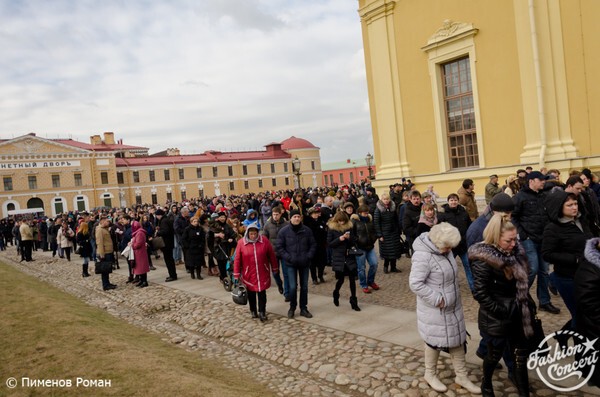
(402, 190, 422, 249)
(276, 209, 316, 319)
(156, 209, 177, 282)
(512, 171, 559, 314)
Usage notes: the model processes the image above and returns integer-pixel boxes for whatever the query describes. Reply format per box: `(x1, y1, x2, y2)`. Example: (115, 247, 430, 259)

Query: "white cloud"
(0, 0, 372, 161)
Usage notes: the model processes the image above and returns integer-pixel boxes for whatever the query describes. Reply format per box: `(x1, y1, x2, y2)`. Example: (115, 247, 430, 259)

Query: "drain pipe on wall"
(529, 0, 547, 168)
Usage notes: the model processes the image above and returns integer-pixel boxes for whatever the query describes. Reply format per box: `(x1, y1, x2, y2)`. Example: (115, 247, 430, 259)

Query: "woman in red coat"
(234, 223, 278, 322)
(130, 221, 150, 288)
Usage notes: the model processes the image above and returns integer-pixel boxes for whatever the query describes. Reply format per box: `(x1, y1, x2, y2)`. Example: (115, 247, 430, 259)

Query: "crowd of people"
(7, 166, 600, 394)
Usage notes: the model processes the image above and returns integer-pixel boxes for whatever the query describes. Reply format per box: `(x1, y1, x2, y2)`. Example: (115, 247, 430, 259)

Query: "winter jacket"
(76, 231, 93, 258)
(374, 200, 401, 259)
(262, 216, 289, 254)
(276, 223, 316, 268)
(327, 220, 357, 273)
(130, 222, 150, 275)
(242, 209, 261, 229)
(365, 193, 379, 215)
(208, 220, 236, 261)
(574, 238, 600, 386)
(156, 216, 175, 250)
(57, 226, 75, 249)
(402, 201, 422, 242)
(542, 190, 592, 279)
(233, 231, 278, 292)
(511, 185, 548, 243)
(409, 233, 466, 348)
(182, 224, 206, 257)
(438, 204, 471, 256)
(469, 242, 535, 339)
(351, 213, 376, 251)
(173, 214, 189, 243)
(19, 223, 34, 241)
(304, 215, 328, 250)
(485, 182, 502, 204)
(457, 186, 478, 221)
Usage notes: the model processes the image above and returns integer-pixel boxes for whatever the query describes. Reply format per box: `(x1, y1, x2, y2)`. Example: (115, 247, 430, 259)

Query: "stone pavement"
(3, 248, 598, 397)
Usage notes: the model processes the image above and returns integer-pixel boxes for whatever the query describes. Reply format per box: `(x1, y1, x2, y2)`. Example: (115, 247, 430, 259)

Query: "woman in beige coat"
(57, 222, 75, 261)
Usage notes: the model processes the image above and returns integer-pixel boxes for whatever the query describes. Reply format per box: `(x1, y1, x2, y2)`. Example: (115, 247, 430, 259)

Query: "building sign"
(0, 160, 81, 170)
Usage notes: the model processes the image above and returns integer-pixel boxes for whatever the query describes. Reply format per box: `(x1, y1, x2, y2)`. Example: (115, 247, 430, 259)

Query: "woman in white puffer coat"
(409, 222, 480, 394)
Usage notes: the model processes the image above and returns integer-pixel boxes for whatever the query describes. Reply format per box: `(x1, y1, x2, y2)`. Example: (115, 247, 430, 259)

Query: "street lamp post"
(292, 157, 302, 189)
(365, 152, 375, 180)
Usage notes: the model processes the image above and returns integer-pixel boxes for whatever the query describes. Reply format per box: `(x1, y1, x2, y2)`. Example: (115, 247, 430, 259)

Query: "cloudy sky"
(0, 0, 372, 162)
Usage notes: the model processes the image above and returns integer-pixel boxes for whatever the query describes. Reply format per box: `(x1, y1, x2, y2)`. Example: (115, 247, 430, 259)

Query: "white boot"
(450, 346, 482, 394)
(424, 344, 448, 392)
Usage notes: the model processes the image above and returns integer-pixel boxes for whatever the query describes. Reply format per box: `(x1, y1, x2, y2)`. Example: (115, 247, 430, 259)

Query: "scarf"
(418, 210, 437, 227)
(468, 242, 534, 338)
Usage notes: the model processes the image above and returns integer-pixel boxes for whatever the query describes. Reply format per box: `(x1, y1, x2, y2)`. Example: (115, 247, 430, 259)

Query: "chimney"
(90, 135, 102, 145)
(166, 148, 181, 156)
(346, 159, 351, 163)
(103, 132, 115, 144)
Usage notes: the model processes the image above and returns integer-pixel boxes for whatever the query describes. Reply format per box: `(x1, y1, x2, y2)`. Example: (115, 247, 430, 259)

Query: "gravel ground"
(2, 247, 595, 397)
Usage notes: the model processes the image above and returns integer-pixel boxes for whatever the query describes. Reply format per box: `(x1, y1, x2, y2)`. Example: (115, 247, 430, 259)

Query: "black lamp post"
(292, 157, 302, 189)
(365, 152, 374, 180)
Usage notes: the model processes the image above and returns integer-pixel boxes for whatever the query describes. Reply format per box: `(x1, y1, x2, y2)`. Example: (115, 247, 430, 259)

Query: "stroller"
(222, 249, 236, 292)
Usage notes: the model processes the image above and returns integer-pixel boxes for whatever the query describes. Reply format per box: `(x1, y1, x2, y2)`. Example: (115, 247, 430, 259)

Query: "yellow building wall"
(359, 0, 600, 198)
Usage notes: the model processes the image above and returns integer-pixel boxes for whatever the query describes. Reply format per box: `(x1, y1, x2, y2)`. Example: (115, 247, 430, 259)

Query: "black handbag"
(231, 284, 248, 305)
(94, 260, 112, 274)
(152, 236, 165, 250)
(346, 247, 365, 257)
(527, 315, 548, 356)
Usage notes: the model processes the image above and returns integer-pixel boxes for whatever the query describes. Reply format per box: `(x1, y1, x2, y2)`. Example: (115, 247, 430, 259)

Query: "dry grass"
(0, 262, 275, 397)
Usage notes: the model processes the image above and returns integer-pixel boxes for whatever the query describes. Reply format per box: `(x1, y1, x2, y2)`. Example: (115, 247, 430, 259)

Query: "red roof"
(116, 149, 291, 167)
(55, 139, 148, 152)
(280, 136, 317, 150)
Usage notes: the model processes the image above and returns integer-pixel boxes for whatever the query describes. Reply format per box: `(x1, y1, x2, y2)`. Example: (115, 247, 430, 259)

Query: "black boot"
(82, 264, 90, 277)
(126, 275, 134, 283)
(333, 290, 340, 306)
(481, 346, 503, 397)
(251, 310, 258, 319)
(514, 349, 530, 397)
(196, 267, 203, 280)
(383, 264, 389, 274)
(190, 268, 195, 279)
(259, 312, 267, 322)
(350, 296, 361, 311)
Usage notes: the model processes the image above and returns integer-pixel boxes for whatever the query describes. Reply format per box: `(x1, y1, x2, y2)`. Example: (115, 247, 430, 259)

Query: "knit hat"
(289, 209, 301, 218)
(490, 193, 515, 212)
(155, 209, 165, 216)
(343, 202, 355, 209)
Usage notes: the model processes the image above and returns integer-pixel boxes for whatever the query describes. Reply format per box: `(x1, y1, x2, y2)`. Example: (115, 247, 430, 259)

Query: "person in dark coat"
(574, 237, 600, 387)
(374, 193, 402, 273)
(76, 222, 93, 277)
(542, 190, 592, 341)
(304, 206, 328, 284)
(364, 187, 379, 216)
(438, 193, 473, 291)
(208, 211, 237, 283)
(328, 211, 360, 311)
(352, 205, 379, 293)
(403, 190, 423, 253)
(155, 209, 178, 282)
(276, 209, 317, 319)
(469, 214, 537, 396)
(182, 216, 206, 280)
(512, 171, 559, 314)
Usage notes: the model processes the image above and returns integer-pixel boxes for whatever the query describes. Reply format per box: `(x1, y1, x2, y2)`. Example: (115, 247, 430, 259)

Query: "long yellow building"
(358, 0, 600, 195)
(0, 133, 322, 217)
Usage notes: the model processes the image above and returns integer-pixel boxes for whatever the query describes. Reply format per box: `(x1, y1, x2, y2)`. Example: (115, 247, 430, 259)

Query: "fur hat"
(289, 209, 301, 218)
(307, 206, 321, 215)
